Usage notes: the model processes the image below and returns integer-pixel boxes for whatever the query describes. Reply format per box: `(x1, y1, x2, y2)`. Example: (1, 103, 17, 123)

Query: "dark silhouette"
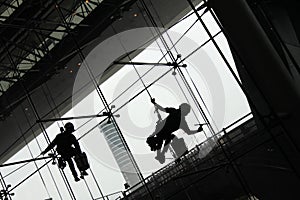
(41, 122, 88, 182)
(147, 98, 204, 163)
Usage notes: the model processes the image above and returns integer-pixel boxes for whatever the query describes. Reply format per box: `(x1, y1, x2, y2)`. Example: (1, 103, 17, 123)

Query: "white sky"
(1, 9, 251, 200)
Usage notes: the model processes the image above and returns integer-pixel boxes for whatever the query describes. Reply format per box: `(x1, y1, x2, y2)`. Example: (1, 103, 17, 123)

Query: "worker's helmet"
(64, 122, 75, 132)
(180, 103, 191, 116)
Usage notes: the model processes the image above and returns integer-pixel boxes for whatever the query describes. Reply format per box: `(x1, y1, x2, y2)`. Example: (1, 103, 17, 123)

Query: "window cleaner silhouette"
(147, 98, 205, 163)
(41, 122, 88, 182)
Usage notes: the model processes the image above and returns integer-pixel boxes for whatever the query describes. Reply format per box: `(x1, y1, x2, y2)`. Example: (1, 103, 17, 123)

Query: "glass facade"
(0, 1, 252, 200)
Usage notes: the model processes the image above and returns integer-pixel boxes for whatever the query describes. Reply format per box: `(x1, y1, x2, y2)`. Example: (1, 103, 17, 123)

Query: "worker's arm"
(181, 120, 202, 135)
(151, 98, 167, 113)
(41, 138, 57, 155)
(72, 135, 82, 154)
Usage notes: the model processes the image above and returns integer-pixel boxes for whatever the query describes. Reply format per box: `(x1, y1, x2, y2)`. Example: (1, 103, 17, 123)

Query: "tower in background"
(99, 121, 140, 188)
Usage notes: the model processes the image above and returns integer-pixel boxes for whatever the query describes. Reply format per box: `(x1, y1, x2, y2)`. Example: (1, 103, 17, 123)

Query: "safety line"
(83, 178, 95, 200)
(0, 83, 52, 199)
(7, 159, 52, 194)
(184, 68, 219, 131)
(140, 0, 216, 143)
(0, 172, 12, 200)
(1, 34, 78, 200)
(0, 3, 230, 198)
(21, 103, 64, 200)
(0, 3, 217, 179)
(89, 168, 105, 198)
(0, 156, 52, 168)
(172, 74, 203, 143)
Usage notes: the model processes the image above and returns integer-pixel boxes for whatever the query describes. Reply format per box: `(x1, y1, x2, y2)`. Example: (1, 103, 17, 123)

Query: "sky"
(0, 7, 251, 200)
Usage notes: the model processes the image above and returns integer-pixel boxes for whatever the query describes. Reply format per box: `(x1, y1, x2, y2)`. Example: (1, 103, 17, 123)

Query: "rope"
(0, 172, 12, 200)
(0, 4, 227, 198)
(113, 68, 172, 114)
(147, 0, 182, 57)
(98, 23, 155, 190)
(173, 74, 204, 142)
(184, 68, 219, 131)
(0, 0, 218, 181)
(1, 36, 77, 200)
(83, 178, 95, 200)
(0, 84, 52, 198)
(139, 0, 177, 64)
(21, 96, 68, 200)
(174, 75, 203, 144)
(18, 111, 51, 198)
(39, 85, 78, 200)
(21, 106, 64, 200)
(42, 83, 64, 128)
(139, 0, 217, 146)
(149, 0, 219, 135)
(136, 1, 170, 63)
(177, 68, 215, 136)
(54, 2, 122, 200)
(89, 168, 105, 198)
(7, 159, 52, 194)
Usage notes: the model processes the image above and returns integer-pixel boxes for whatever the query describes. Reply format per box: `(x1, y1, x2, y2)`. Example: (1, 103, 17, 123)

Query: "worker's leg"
(65, 157, 79, 181)
(161, 134, 175, 154)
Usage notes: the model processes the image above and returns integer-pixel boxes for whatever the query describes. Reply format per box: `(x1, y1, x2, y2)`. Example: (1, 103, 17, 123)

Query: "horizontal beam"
(0, 156, 52, 168)
(36, 113, 113, 123)
(113, 61, 187, 68)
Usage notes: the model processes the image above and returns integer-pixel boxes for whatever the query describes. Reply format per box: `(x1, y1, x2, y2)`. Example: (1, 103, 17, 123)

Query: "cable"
(0, 172, 12, 200)
(135, 1, 170, 63)
(20, 102, 66, 200)
(1, 32, 77, 200)
(184, 68, 219, 131)
(89, 168, 105, 198)
(83, 178, 94, 200)
(1, 0, 219, 180)
(0, 85, 52, 198)
(7, 159, 52, 194)
(140, 0, 217, 146)
(173, 74, 205, 142)
(74, 23, 209, 140)
(0, 3, 230, 199)
(144, 1, 255, 198)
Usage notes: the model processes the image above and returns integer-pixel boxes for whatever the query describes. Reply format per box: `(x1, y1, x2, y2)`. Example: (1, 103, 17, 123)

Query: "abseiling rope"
(45, 85, 106, 200)
(0, 74, 61, 199)
(0, 2, 225, 197)
(1, 36, 77, 200)
(0, 1, 223, 198)
(21, 102, 64, 200)
(7, 160, 52, 194)
(41, 83, 101, 200)
(139, 0, 216, 140)
(0, 5, 208, 164)
(21, 93, 76, 200)
(0, 3, 218, 181)
(0, 172, 12, 200)
(54, 2, 146, 200)
(145, 0, 220, 133)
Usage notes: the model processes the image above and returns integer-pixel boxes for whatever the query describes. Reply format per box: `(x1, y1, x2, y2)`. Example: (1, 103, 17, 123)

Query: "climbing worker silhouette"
(41, 122, 88, 182)
(147, 98, 205, 163)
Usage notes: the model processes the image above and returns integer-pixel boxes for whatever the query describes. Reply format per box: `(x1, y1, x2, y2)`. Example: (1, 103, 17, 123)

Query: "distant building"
(99, 121, 140, 188)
